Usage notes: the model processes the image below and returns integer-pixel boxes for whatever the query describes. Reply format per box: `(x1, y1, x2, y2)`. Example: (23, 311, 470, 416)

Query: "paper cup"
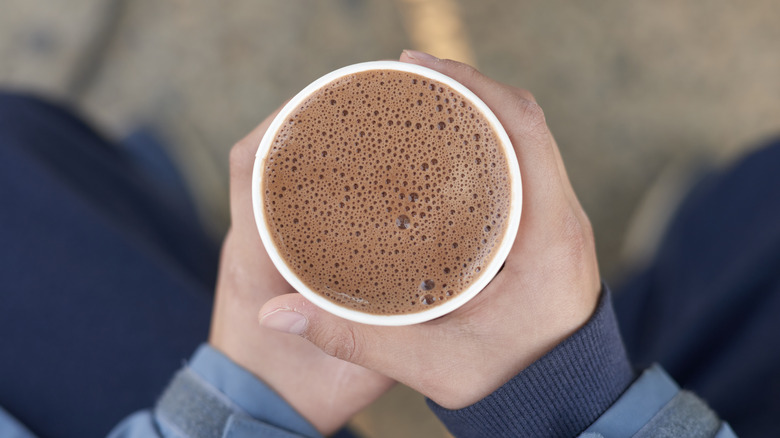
(252, 61, 522, 325)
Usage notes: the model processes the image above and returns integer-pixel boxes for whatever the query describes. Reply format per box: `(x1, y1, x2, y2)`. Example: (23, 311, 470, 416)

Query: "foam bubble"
(396, 215, 411, 230)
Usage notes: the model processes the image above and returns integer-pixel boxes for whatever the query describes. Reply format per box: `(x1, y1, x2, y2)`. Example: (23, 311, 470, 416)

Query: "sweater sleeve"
(426, 287, 735, 438)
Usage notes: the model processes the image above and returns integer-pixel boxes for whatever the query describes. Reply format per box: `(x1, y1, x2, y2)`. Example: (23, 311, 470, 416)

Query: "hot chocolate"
(261, 69, 511, 315)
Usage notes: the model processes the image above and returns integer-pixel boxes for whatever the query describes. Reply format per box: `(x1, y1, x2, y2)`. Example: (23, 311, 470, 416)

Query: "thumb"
(259, 293, 392, 368)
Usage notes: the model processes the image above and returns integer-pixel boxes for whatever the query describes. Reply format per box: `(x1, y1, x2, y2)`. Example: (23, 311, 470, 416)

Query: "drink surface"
(262, 69, 511, 315)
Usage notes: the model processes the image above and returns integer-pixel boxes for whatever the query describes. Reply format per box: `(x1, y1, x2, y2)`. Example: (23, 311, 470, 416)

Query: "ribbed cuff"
(427, 287, 635, 438)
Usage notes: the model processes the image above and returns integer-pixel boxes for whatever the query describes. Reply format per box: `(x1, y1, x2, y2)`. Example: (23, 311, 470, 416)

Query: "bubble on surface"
(262, 69, 511, 315)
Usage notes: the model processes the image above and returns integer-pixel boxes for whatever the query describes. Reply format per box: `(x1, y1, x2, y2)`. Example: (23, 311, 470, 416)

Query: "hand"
(208, 109, 394, 435)
(258, 50, 601, 410)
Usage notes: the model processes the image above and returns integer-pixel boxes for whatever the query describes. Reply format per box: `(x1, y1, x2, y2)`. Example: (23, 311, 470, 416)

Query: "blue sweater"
(0, 289, 735, 438)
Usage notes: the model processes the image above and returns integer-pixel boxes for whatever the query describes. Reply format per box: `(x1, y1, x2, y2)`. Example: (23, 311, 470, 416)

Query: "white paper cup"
(252, 61, 522, 326)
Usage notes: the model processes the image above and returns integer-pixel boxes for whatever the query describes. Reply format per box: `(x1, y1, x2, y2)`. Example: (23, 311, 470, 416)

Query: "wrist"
(210, 284, 390, 435)
(429, 277, 601, 410)
(156, 344, 323, 438)
(427, 287, 635, 437)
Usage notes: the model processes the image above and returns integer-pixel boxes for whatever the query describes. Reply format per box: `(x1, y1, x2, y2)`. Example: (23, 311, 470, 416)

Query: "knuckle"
(320, 326, 362, 363)
(459, 63, 482, 83)
(558, 209, 595, 270)
(512, 87, 537, 103)
(229, 139, 254, 177)
(578, 212, 595, 245)
(514, 99, 548, 135)
(443, 59, 482, 85)
(557, 209, 601, 295)
(504, 98, 550, 145)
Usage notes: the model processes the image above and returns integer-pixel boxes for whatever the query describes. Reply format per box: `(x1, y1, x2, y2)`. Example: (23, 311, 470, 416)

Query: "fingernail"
(403, 50, 439, 61)
(260, 309, 308, 335)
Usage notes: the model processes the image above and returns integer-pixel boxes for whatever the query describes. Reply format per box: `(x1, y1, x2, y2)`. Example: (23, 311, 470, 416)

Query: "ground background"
(2, 1, 778, 436)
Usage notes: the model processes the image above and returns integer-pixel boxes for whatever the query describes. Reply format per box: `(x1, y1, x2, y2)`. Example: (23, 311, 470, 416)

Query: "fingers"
(399, 50, 568, 216)
(260, 294, 372, 365)
(398, 50, 594, 281)
(221, 106, 295, 296)
(400, 52, 547, 153)
(259, 294, 417, 377)
(259, 293, 522, 409)
(229, 107, 282, 232)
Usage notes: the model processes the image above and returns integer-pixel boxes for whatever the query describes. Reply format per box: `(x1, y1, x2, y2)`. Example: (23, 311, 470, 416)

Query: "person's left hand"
(209, 109, 394, 435)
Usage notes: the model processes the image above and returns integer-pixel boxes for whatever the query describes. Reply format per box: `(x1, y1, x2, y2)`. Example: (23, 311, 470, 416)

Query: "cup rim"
(252, 60, 522, 326)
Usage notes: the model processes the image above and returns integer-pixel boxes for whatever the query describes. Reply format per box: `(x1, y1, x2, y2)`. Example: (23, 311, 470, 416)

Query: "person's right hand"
(258, 50, 602, 410)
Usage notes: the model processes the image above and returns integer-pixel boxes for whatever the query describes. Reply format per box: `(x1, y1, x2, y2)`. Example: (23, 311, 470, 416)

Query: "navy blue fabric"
(120, 128, 202, 233)
(615, 138, 780, 438)
(0, 93, 219, 438)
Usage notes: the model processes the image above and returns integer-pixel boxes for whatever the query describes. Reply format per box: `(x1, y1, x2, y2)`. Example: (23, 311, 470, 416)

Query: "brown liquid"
(262, 69, 511, 315)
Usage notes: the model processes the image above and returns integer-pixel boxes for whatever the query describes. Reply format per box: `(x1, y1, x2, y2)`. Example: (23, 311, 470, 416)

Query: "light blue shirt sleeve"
(107, 344, 322, 438)
(0, 406, 36, 438)
(578, 364, 737, 438)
